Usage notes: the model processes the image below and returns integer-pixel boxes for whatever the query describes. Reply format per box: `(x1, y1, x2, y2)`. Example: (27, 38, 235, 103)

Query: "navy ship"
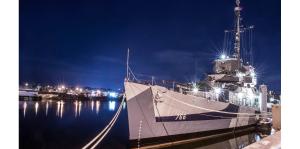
(124, 0, 268, 148)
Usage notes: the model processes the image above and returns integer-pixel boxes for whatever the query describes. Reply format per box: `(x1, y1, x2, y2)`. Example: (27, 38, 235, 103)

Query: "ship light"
(238, 92, 243, 99)
(248, 92, 255, 100)
(220, 54, 226, 60)
(192, 87, 198, 93)
(250, 71, 256, 77)
(214, 88, 221, 94)
(237, 72, 245, 78)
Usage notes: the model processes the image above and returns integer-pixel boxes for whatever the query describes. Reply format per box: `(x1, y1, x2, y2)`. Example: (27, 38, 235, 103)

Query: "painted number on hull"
(175, 113, 186, 120)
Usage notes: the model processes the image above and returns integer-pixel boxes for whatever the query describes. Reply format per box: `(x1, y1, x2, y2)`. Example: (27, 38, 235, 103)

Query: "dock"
(244, 131, 281, 149)
(244, 105, 281, 149)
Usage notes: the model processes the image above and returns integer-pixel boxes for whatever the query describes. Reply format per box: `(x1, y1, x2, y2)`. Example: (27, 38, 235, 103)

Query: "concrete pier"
(243, 131, 281, 149)
(272, 105, 281, 131)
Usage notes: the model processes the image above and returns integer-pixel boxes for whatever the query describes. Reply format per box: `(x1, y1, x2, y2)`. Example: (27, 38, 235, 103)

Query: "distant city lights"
(109, 92, 118, 98)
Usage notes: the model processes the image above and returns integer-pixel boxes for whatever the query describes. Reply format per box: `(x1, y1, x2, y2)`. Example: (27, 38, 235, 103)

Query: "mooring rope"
(82, 96, 125, 149)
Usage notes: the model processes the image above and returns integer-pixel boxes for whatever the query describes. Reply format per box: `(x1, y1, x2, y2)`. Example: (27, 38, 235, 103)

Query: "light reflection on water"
(21, 100, 121, 119)
(23, 102, 27, 117)
(35, 102, 39, 115)
(56, 101, 60, 117)
(96, 101, 100, 114)
(91, 100, 94, 111)
(109, 101, 116, 111)
(19, 100, 129, 149)
(60, 101, 64, 118)
(74, 100, 78, 117)
(123, 101, 126, 109)
(78, 101, 82, 116)
(46, 102, 49, 116)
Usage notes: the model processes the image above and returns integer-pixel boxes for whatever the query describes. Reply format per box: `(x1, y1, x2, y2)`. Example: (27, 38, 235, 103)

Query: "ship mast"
(234, 0, 242, 67)
(126, 48, 130, 80)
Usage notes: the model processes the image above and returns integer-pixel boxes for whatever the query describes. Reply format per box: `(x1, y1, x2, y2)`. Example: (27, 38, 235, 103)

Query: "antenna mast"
(126, 48, 130, 80)
(234, 0, 242, 67)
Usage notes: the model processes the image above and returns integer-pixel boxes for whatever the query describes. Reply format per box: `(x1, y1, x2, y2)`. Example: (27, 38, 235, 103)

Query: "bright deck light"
(214, 88, 221, 94)
(238, 92, 243, 99)
(250, 71, 256, 77)
(248, 92, 255, 100)
(220, 54, 226, 60)
(192, 87, 198, 93)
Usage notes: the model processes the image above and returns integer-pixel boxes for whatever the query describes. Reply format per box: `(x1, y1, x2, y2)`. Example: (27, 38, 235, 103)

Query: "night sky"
(20, 0, 281, 92)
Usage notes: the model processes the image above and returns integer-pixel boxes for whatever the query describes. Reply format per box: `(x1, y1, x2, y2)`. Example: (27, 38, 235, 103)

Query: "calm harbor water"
(19, 100, 267, 149)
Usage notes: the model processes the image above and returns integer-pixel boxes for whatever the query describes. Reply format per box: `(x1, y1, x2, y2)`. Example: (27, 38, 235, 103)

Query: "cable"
(82, 96, 125, 149)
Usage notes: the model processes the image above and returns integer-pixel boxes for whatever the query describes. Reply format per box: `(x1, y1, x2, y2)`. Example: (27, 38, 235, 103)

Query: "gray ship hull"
(125, 82, 258, 148)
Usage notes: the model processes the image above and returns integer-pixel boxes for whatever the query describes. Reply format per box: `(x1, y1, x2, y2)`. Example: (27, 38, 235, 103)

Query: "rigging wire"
(223, 30, 228, 53)
(128, 66, 139, 82)
(250, 26, 254, 65)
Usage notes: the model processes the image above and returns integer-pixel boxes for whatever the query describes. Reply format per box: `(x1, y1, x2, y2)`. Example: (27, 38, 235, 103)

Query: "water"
(19, 100, 129, 149)
(19, 100, 268, 149)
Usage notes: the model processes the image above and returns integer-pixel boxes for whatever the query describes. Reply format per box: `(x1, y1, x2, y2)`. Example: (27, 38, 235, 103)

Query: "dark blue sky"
(20, 0, 281, 92)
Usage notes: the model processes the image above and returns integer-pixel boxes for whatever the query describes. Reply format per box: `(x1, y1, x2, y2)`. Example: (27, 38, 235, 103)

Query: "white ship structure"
(124, 0, 269, 148)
